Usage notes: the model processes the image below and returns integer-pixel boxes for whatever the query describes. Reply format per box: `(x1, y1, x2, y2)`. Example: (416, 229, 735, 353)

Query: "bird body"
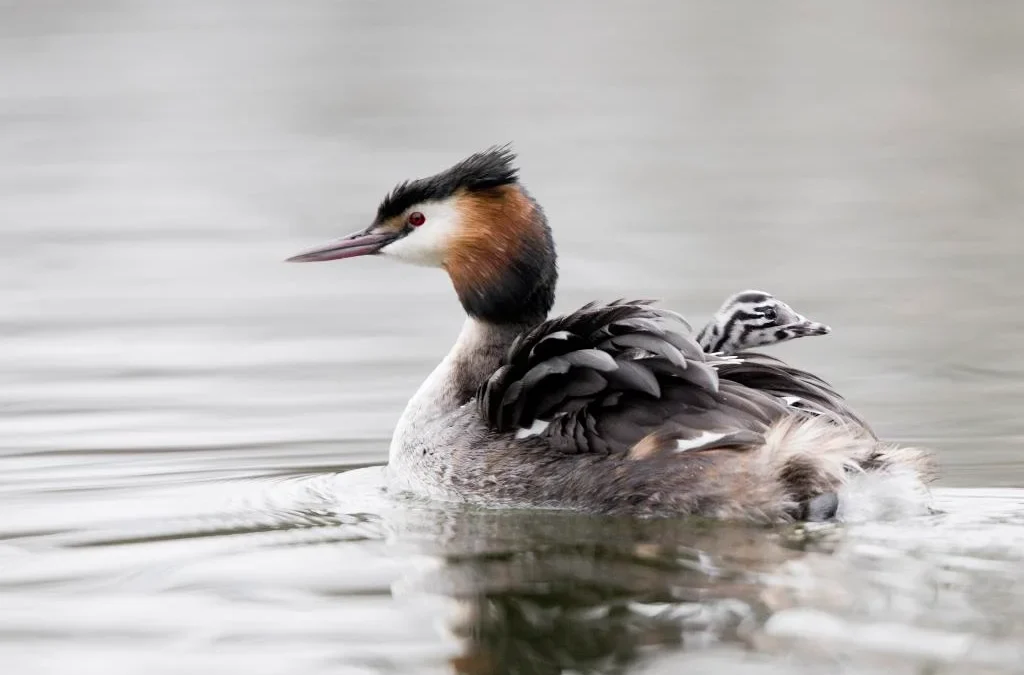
(289, 147, 934, 522)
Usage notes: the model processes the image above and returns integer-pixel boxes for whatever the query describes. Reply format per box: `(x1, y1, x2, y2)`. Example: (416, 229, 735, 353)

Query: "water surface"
(2, 1, 1024, 673)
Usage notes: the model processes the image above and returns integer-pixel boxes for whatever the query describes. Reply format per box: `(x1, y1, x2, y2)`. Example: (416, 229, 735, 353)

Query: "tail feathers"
(837, 443, 937, 522)
(629, 415, 935, 523)
(746, 416, 936, 522)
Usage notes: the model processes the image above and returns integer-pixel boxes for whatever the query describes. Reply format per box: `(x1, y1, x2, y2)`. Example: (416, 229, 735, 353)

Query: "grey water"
(2, 1, 1024, 673)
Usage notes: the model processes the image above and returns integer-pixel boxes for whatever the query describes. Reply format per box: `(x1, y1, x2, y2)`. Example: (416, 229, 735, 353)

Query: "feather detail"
(477, 300, 872, 460)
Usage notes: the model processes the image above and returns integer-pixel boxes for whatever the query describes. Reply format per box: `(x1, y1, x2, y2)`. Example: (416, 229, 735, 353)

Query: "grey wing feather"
(604, 358, 661, 398)
(716, 351, 874, 434)
(477, 300, 871, 456)
(601, 333, 689, 368)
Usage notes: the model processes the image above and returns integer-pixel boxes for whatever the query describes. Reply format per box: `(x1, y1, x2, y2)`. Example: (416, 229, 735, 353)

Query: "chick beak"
(286, 227, 399, 262)
(795, 319, 831, 337)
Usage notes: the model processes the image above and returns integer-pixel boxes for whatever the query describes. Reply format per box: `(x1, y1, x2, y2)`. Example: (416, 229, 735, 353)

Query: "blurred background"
(2, 1, 1023, 674)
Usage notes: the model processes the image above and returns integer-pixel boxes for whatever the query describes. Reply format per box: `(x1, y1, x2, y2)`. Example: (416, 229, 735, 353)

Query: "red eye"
(408, 211, 425, 227)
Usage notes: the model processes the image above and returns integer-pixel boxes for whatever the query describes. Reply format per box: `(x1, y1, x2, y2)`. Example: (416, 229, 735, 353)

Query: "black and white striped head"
(697, 290, 830, 354)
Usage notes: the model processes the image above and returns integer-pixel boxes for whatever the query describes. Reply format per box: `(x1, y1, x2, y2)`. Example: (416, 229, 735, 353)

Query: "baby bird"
(697, 291, 830, 354)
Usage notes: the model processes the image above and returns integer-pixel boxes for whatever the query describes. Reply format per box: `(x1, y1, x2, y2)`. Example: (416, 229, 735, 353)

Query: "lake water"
(2, 1, 1024, 673)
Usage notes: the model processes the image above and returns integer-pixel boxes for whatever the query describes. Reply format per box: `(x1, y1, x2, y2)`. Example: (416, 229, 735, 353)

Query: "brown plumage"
(448, 185, 546, 312)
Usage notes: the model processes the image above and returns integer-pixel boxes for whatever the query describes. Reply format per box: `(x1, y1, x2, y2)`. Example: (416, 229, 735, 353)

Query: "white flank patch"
(674, 431, 728, 452)
(380, 197, 460, 267)
(781, 395, 803, 406)
(515, 419, 551, 439)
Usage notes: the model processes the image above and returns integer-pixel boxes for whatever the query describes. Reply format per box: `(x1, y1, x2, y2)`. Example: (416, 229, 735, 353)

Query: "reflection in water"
(421, 518, 785, 675)
(3, 464, 1024, 673)
(374, 484, 1024, 674)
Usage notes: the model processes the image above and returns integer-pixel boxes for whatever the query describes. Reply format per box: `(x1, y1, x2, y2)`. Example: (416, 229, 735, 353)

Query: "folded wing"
(478, 300, 869, 456)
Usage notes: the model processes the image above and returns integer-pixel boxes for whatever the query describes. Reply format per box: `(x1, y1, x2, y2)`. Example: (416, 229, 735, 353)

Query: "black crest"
(729, 291, 773, 306)
(375, 145, 519, 222)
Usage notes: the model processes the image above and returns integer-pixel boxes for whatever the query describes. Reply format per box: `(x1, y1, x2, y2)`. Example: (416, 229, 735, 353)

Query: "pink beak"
(286, 228, 399, 262)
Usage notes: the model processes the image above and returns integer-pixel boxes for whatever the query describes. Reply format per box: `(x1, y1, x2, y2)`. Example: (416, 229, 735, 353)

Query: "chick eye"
(762, 308, 777, 321)
(407, 211, 426, 227)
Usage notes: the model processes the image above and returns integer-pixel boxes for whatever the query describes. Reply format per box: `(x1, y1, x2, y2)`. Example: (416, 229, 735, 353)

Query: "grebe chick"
(697, 291, 830, 355)
(288, 146, 934, 522)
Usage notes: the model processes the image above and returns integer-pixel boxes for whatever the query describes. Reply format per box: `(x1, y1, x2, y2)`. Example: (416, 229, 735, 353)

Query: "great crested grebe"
(697, 290, 831, 354)
(288, 147, 933, 522)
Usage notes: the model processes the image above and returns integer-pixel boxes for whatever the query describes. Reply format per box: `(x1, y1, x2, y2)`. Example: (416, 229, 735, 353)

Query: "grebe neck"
(445, 186, 557, 326)
(391, 318, 530, 446)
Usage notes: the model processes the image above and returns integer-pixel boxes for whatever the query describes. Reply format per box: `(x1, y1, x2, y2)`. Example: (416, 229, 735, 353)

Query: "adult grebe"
(288, 147, 933, 522)
(697, 290, 830, 354)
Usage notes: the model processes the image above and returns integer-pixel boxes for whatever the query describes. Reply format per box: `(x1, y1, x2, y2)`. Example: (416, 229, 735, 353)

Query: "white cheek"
(380, 199, 459, 267)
